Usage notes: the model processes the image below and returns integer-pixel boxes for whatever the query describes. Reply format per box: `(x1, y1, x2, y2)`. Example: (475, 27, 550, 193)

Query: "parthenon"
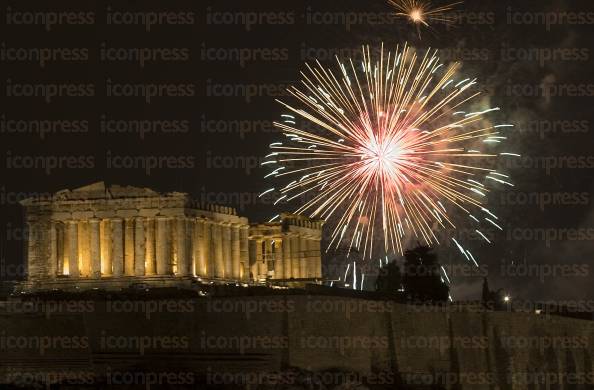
(19, 182, 323, 291)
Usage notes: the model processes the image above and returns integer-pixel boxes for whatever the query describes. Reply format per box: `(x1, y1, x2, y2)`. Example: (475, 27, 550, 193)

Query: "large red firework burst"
(263, 44, 517, 263)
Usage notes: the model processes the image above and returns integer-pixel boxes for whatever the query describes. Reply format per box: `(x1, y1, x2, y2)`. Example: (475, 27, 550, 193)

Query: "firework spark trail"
(263, 43, 519, 265)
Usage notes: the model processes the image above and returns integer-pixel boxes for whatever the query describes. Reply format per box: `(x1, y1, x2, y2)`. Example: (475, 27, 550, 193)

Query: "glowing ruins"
(20, 182, 322, 291)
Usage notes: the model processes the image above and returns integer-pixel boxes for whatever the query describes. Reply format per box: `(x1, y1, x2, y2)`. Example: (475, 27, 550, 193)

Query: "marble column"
(145, 217, 156, 275)
(306, 239, 316, 278)
(248, 239, 258, 281)
(291, 235, 300, 278)
(56, 222, 64, 275)
(101, 219, 112, 276)
(314, 239, 322, 278)
(186, 218, 194, 275)
(111, 218, 124, 276)
(78, 221, 90, 277)
(222, 224, 232, 278)
(176, 218, 190, 276)
(262, 239, 271, 278)
(213, 223, 224, 278)
(68, 220, 79, 277)
(275, 239, 284, 280)
(134, 217, 145, 276)
(199, 220, 210, 277)
(206, 222, 215, 277)
(124, 218, 135, 276)
(193, 219, 203, 276)
(25, 220, 44, 280)
(239, 226, 249, 281)
(25, 221, 35, 276)
(282, 235, 291, 279)
(156, 217, 171, 275)
(300, 236, 308, 278)
(254, 239, 263, 281)
(49, 221, 57, 277)
(231, 225, 241, 279)
(89, 218, 101, 278)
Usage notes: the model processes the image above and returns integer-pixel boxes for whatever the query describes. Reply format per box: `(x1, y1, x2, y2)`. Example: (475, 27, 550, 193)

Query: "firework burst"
(388, 0, 462, 34)
(262, 44, 518, 264)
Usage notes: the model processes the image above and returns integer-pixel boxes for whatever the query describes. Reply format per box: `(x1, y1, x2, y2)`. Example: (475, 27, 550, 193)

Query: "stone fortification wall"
(0, 295, 591, 389)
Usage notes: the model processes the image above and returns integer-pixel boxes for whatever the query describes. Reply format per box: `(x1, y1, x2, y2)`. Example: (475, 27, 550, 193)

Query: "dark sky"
(0, 0, 592, 301)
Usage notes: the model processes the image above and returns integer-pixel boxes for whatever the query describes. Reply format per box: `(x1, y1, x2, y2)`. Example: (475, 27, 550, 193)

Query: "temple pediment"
(20, 182, 165, 205)
(57, 182, 161, 201)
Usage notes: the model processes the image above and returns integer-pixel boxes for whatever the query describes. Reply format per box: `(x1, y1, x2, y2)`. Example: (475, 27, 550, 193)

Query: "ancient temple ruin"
(19, 182, 323, 291)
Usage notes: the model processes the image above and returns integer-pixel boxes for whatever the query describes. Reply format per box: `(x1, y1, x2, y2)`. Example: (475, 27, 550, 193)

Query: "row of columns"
(48, 217, 249, 280)
(249, 235, 322, 281)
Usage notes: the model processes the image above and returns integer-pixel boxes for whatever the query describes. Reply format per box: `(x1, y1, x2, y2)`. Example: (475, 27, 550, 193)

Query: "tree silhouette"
(402, 245, 449, 302)
(375, 260, 402, 294)
(481, 276, 490, 303)
(481, 277, 505, 310)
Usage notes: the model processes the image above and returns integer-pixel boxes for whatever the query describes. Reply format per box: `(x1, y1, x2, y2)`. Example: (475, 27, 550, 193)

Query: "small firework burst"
(389, 0, 462, 34)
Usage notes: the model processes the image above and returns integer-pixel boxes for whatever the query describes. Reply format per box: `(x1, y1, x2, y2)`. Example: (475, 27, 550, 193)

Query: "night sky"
(0, 0, 593, 302)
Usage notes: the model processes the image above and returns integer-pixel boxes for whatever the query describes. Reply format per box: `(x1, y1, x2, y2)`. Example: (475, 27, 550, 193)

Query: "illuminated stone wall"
(0, 295, 590, 389)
